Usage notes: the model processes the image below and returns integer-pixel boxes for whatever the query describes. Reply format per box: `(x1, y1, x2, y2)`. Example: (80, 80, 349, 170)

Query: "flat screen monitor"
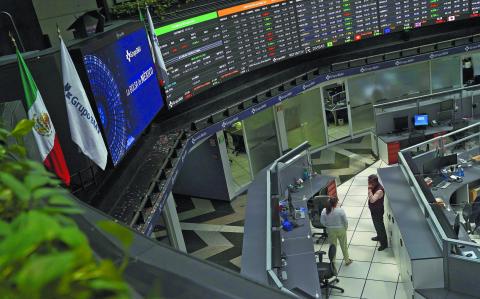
(271, 195, 280, 228)
(438, 110, 453, 123)
(82, 27, 165, 166)
(440, 100, 454, 111)
(414, 114, 429, 127)
(423, 154, 458, 174)
(271, 230, 282, 269)
(393, 116, 409, 132)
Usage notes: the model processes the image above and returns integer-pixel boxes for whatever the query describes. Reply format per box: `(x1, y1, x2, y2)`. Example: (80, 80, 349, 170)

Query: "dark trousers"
(371, 209, 388, 247)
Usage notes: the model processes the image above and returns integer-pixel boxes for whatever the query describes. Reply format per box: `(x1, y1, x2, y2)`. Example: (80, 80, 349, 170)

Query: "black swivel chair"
(316, 244, 344, 298)
(465, 200, 480, 236)
(463, 203, 474, 234)
(309, 196, 329, 243)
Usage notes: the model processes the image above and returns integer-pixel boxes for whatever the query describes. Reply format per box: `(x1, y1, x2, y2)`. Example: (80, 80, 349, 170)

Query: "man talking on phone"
(368, 174, 388, 251)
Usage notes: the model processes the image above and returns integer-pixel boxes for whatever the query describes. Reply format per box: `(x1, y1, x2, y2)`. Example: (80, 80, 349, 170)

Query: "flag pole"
(8, 31, 18, 50)
(56, 23, 61, 39)
(1, 11, 25, 52)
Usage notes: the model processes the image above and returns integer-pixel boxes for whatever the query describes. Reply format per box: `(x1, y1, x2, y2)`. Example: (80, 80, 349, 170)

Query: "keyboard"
(436, 180, 451, 189)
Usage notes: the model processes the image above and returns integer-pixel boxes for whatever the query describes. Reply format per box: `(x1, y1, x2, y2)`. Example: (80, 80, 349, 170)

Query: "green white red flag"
(16, 48, 71, 185)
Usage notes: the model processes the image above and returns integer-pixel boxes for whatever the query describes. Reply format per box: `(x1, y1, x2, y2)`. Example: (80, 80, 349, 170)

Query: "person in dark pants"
(368, 174, 388, 251)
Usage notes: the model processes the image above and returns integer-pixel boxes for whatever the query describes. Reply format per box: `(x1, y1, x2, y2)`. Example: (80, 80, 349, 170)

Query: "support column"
(163, 192, 186, 253)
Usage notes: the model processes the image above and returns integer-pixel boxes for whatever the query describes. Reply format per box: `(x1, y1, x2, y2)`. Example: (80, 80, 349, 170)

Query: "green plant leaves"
(32, 187, 68, 201)
(97, 220, 134, 250)
(15, 251, 78, 296)
(0, 172, 29, 202)
(10, 119, 34, 138)
(24, 173, 53, 190)
(7, 144, 26, 158)
(0, 119, 131, 299)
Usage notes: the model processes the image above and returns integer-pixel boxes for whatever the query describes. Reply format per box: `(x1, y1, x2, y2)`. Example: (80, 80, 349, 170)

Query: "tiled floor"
(312, 135, 377, 184)
(328, 123, 350, 142)
(314, 160, 408, 299)
(171, 193, 247, 272)
(228, 151, 252, 189)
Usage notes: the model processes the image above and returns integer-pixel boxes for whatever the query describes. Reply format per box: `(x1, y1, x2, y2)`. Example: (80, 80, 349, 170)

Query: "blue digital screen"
(414, 114, 429, 127)
(83, 28, 164, 166)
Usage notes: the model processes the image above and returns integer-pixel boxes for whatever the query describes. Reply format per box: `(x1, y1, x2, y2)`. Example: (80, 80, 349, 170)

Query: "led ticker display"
(156, 0, 480, 108)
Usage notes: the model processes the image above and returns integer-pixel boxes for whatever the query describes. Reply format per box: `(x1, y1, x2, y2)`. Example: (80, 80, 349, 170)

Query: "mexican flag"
(16, 49, 71, 186)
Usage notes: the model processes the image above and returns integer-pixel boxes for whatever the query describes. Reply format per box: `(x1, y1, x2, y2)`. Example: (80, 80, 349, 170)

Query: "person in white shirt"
(321, 197, 353, 265)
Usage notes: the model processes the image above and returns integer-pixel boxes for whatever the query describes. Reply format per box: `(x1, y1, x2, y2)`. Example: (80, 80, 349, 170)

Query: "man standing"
(368, 174, 388, 251)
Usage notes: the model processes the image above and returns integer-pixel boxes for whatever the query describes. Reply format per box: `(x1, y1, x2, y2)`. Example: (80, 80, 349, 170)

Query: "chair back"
(463, 203, 473, 223)
(328, 244, 338, 276)
(311, 209, 322, 228)
(310, 196, 329, 228)
(315, 196, 330, 211)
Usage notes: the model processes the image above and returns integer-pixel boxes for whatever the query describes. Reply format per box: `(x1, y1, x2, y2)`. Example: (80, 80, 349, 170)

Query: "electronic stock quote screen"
(157, 0, 480, 109)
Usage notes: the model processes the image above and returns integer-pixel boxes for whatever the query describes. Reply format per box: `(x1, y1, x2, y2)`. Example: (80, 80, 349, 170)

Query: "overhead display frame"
(156, 0, 480, 109)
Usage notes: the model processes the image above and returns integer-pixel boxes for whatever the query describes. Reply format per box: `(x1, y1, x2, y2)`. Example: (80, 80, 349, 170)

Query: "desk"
(241, 169, 335, 298)
(380, 165, 480, 298)
(378, 167, 444, 298)
(431, 166, 480, 205)
(377, 126, 453, 165)
(430, 166, 480, 247)
(290, 175, 337, 202)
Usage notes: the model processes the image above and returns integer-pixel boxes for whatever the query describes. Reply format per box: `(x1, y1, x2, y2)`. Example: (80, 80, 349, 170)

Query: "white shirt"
(320, 207, 348, 229)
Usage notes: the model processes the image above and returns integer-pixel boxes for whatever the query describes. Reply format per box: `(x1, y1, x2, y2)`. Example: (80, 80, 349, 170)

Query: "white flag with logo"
(60, 37, 108, 170)
(146, 6, 169, 85)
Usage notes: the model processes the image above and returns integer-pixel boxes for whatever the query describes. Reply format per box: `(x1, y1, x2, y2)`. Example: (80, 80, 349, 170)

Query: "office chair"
(309, 196, 329, 243)
(408, 133, 425, 152)
(463, 203, 474, 234)
(316, 244, 344, 298)
(471, 197, 480, 235)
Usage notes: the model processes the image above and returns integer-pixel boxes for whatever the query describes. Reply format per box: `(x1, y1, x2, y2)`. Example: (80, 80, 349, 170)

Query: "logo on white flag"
(60, 38, 108, 170)
(64, 83, 101, 134)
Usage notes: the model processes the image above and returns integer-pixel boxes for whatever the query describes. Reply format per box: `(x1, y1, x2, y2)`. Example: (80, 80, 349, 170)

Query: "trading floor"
(322, 161, 405, 299)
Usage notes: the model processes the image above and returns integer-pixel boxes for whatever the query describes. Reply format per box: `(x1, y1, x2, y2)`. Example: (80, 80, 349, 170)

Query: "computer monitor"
(332, 91, 346, 104)
(422, 154, 458, 174)
(413, 114, 429, 127)
(438, 110, 453, 123)
(441, 154, 459, 168)
(271, 230, 282, 269)
(287, 191, 295, 217)
(440, 100, 454, 111)
(271, 196, 280, 229)
(393, 116, 409, 132)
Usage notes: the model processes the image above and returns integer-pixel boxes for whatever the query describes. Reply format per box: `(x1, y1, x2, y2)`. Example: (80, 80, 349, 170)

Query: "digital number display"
(156, 0, 480, 108)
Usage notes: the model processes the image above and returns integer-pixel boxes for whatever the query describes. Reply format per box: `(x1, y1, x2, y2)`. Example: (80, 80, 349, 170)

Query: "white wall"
(32, 0, 99, 45)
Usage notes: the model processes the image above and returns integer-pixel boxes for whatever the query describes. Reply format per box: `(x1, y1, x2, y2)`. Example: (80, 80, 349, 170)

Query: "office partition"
(243, 107, 281, 175)
(431, 56, 462, 92)
(278, 88, 327, 150)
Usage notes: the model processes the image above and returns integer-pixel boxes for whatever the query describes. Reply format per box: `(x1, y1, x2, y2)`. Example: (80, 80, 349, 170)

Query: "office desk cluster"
(241, 165, 336, 298)
(377, 126, 452, 165)
(379, 163, 480, 299)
